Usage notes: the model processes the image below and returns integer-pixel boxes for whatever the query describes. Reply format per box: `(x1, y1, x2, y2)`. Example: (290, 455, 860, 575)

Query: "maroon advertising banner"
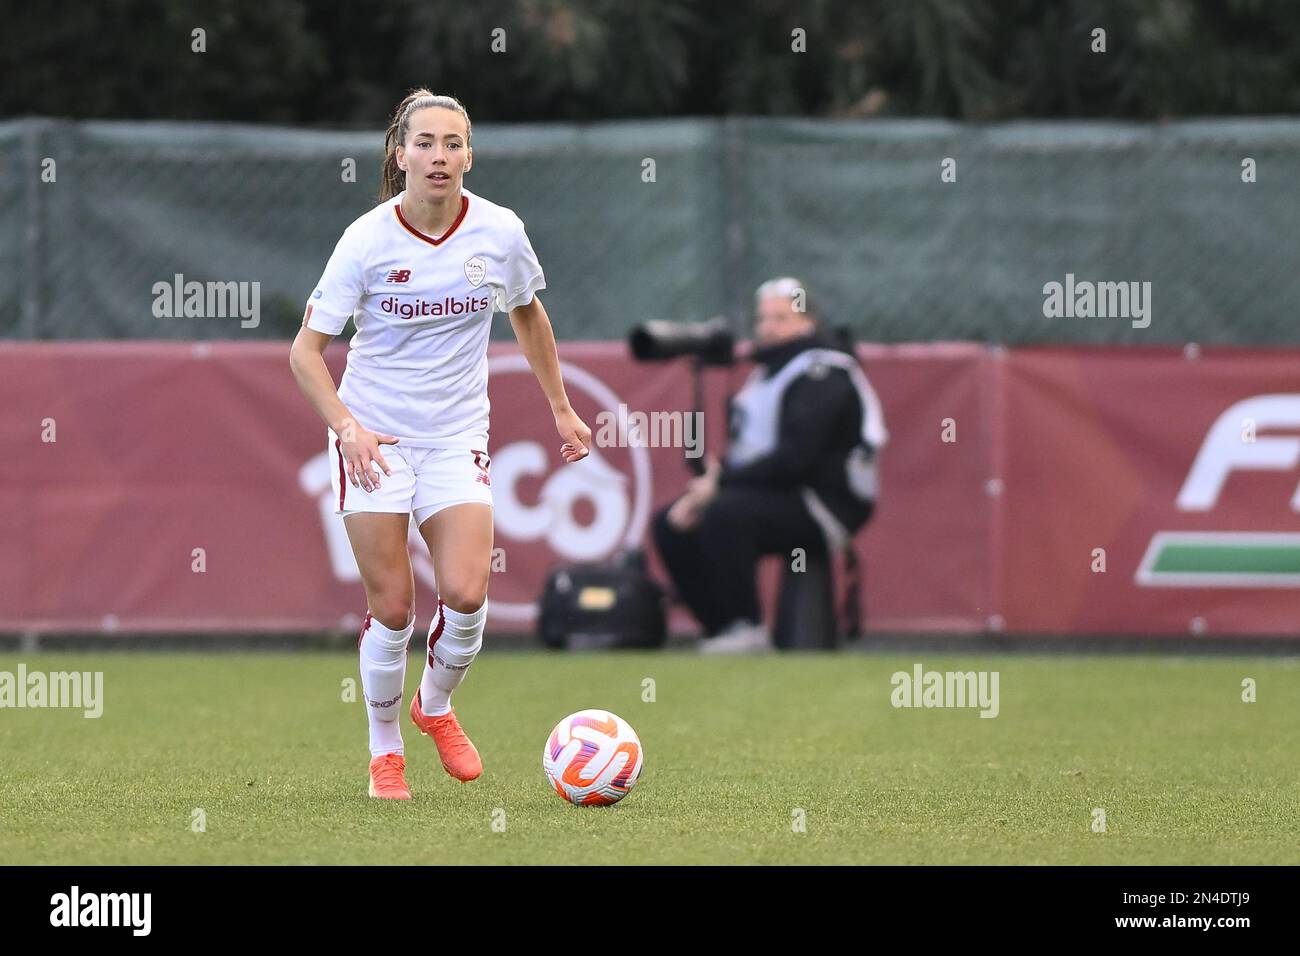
(997, 347, 1300, 636)
(4, 341, 990, 636)
(7, 342, 1296, 637)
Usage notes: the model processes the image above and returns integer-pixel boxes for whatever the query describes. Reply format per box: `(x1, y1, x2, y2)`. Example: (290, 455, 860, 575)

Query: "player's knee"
(369, 591, 415, 631)
(440, 577, 488, 614)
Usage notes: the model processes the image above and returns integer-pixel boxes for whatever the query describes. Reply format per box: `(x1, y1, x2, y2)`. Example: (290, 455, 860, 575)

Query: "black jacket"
(719, 328, 885, 542)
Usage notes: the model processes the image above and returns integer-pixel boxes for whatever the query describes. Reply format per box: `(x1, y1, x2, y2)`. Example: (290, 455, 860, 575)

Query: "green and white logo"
(1137, 395, 1300, 587)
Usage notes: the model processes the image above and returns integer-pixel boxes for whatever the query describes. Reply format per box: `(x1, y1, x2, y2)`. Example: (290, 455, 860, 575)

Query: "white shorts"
(327, 428, 492, 526)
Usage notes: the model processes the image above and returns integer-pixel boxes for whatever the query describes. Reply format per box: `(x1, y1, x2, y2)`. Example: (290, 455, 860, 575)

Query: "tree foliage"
(3, 0, 1298, 123)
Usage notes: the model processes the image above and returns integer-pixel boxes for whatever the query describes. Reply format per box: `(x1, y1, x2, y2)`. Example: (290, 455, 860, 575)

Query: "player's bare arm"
(509, 294, 592, 464)
(289, 325, 395, 493)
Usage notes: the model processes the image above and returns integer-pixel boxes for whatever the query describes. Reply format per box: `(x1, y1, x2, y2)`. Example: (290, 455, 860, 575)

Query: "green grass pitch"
(1, 651, 1297, 864)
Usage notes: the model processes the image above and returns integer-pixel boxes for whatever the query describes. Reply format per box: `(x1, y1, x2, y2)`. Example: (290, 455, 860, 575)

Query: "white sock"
(359, 611, 413, 757)
(420, 599, 485, 717)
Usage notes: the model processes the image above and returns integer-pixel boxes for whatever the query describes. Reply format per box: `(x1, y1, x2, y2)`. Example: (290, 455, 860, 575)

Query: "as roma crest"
(464, 256, 486, 287)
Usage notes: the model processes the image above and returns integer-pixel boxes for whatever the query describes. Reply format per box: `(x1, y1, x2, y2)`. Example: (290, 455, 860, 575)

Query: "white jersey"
(304, 187, 545, 449)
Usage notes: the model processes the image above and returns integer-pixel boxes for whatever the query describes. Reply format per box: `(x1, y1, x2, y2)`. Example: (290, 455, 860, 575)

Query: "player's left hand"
(555, 406, 591, 463)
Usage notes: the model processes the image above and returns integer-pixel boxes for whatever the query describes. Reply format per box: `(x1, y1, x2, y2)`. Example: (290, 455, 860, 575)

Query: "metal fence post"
(719, 116, 747, 332)
(21, 119, 43, 339)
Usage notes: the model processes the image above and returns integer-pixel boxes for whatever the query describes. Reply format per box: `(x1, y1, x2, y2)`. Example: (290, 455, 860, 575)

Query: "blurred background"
(7, 0, 1300, 343)
(3, 0, 1300, 645)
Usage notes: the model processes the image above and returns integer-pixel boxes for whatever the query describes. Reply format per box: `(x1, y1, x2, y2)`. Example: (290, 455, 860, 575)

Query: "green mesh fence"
(2, 116, 1297, 344)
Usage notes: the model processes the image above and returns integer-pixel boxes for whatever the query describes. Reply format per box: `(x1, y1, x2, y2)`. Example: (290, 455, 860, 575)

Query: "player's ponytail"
(379, 89, 474, 202)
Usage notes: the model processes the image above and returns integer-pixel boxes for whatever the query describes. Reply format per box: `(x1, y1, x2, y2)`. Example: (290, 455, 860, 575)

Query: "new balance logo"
(386, 269, 412, 283)
(472, 450, 492, 487)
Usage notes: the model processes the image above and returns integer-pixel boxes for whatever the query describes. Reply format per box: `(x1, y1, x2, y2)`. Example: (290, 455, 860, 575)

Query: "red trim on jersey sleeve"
(394, 195, 470, 247)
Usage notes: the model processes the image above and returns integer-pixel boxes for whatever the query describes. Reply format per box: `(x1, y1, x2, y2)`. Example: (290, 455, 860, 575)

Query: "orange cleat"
(410, 689, 483, 782)
(367, 752, 411, 800)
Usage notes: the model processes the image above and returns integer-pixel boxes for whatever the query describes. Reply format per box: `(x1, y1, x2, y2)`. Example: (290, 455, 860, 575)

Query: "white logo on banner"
(1177, 394, 1300, 511)
(1135, 393, 1300, 589)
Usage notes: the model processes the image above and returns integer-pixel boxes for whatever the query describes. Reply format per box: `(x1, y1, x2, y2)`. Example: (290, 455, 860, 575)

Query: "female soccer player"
(289, 90, 591, 799)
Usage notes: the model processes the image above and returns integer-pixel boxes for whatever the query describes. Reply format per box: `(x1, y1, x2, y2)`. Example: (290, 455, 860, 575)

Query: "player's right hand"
(341, 426, 398, 493)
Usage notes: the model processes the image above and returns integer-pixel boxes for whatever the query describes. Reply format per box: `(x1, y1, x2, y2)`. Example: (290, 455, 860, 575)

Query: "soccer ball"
(543, 709, 644, 806)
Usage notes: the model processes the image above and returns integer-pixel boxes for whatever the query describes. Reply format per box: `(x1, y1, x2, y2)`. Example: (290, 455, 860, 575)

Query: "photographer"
(652, 278, 887, 653)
